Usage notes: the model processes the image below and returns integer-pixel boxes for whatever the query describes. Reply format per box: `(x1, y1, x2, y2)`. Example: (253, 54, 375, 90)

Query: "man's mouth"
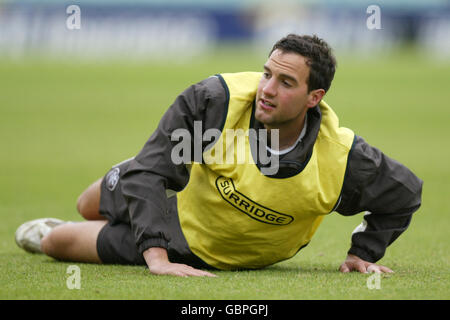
(259, 98, 276, 111)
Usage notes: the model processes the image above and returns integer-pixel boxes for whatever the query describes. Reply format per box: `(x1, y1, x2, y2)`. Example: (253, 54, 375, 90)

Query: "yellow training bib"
(177, 72, 354, 270)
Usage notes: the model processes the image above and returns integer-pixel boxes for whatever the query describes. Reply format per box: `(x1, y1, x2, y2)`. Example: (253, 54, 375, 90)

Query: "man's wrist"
(138, 238, 169, 254)
(143, 247, 169, 267)
(348, 246, 376, 263)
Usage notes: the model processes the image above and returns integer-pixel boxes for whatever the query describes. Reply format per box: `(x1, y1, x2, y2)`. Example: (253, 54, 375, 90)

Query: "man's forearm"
(337, 135, 423, 262)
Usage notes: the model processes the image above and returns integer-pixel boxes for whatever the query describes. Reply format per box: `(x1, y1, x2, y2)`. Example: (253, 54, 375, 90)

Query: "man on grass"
(15, 34, 422, 277)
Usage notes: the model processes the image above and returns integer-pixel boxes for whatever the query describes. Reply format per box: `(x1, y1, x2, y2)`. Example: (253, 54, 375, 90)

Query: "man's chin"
(255, 109, 273, 126)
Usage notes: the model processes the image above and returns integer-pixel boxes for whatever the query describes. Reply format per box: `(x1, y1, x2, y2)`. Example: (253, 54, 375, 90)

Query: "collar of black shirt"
(251, 105, 322, 178)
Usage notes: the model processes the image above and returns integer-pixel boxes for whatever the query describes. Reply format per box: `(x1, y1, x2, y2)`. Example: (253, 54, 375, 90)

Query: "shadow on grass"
(36, 257, 344, 276)
(268, 264, 339, 274)
(210, 262, 343, 279)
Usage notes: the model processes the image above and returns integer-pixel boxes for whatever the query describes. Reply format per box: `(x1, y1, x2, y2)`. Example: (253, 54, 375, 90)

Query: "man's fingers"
(149, 262, 216, 277)
(339, 262, 366, 273)
(367, 264, 394, 274)
(340, 262, 394, 275)
(174, 271, 189, 277)
(355, 262, 368, 274)
(378, 265, 394, 273)
(339, 263, 350, 273)
(340, 254, 394, 274)
(185, 268, 217, 277)
(172, 264, 217, 277)
(200, 270, 218, 277)
(367, 264, 381, 274)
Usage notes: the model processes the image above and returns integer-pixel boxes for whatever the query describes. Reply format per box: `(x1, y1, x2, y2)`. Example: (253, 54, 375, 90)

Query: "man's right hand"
(143, 247, 217, 277)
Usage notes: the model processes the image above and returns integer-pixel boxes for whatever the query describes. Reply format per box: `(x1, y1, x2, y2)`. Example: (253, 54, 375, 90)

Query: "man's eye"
(282, 80, 292, 87)
(263, 72, 270, 78)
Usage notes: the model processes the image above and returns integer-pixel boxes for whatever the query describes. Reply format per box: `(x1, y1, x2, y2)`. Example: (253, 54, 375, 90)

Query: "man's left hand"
(339, 254, 394, 274)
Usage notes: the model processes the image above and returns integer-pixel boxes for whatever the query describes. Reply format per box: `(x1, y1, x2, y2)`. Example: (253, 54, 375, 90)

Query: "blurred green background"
(0, 0, 449, 300)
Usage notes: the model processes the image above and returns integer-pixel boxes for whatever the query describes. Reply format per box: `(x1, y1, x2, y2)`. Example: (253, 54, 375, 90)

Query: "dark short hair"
(270, 34, 336, 93)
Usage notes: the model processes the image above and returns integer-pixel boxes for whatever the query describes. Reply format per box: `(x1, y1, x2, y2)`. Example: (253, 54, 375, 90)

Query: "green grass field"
(0, 47, 449, 300)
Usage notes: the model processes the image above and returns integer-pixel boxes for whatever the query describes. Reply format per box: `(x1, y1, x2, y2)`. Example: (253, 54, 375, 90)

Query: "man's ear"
(306, 89, 326, 108)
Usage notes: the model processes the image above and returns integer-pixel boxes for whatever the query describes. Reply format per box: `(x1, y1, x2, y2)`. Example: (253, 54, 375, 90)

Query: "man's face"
(255, 49, 320, 131)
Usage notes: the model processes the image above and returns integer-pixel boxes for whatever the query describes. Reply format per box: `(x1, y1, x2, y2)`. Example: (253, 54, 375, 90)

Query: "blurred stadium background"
(1, 0, 450, 61)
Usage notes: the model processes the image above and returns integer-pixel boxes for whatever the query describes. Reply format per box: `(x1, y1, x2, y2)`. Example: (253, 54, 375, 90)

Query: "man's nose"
(262, 79, 277, 97)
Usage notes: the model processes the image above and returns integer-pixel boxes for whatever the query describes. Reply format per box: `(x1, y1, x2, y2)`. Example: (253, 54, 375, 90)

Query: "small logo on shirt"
(216, 176, 294, 225)
(106, 167, 120, 191)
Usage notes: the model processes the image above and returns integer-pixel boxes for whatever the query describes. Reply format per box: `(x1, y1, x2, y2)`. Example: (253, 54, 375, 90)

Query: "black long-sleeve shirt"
(120, 75, 423, 263)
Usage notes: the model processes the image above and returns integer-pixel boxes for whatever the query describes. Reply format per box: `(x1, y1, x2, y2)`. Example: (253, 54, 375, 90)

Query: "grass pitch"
(0, 48, 449, 300)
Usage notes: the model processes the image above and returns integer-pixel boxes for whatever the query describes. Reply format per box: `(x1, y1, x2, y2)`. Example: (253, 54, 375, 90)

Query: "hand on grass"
(143, 247, 217, 277)
(149, 261, 217, 277)
(339, 254, 394, 274)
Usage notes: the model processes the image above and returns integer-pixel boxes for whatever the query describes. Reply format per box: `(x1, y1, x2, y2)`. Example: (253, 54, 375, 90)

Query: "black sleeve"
(336, 135, 423, 263)
(119, 76, 227, 254)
